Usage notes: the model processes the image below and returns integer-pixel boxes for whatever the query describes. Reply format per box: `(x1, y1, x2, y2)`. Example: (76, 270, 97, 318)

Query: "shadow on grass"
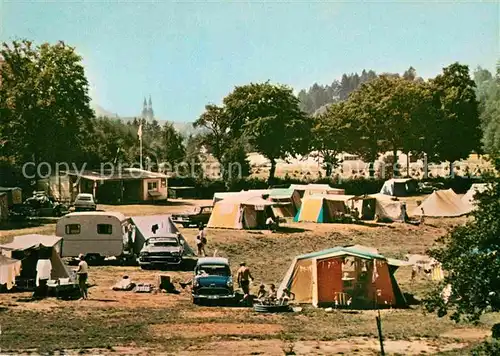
(403, 292, 421, 306)
(277, 226, 310, 234)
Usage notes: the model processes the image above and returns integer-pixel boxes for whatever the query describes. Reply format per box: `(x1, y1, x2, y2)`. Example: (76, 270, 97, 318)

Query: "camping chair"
(334, 292, 352, 308)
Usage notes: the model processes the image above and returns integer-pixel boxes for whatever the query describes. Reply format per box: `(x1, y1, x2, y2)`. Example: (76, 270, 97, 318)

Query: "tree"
(310, 102, 352, 177)
(0, 40, 93, 169)
(430, 63, 482, 176)
(223, 82, 310, 184)
(424, 180, 500, 323)
(345, 75, 434, 177)
(403, 66, 417, 81)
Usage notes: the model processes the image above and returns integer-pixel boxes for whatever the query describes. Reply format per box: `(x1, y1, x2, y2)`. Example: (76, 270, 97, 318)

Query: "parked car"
(73, 193, 97, 211)
(192, 257, 235, 304)
(172, 205, 213, 228)
(23, 191, 69, 217)
(418, 182, 445, 194)
(138, 234, 185, 269)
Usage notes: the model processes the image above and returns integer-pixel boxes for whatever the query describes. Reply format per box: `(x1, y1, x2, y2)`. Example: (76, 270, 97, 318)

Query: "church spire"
(141, 97, 148, 118)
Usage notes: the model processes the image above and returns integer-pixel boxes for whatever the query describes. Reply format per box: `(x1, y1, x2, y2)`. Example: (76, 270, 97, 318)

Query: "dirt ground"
(0, 198, 496, 355)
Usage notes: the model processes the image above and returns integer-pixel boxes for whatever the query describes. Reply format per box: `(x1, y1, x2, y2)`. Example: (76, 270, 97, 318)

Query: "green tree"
(346, 76, 433, 177)
(424, 180, 500, 323)
(310, 102, 352, 177)
(0, 40, 93, 168)
(430, 63, 482, 176)
(223, 82, 310, 184)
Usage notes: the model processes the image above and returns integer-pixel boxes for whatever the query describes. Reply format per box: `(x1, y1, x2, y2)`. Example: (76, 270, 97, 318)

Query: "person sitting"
(256, 284, 267, 304)
(268, 284, 277, 303)
(266, 216, 276, 232)
(278, 287, 295, 305)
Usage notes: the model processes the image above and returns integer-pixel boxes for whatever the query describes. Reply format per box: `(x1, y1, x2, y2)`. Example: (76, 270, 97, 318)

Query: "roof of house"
(62, 168, 168, 181)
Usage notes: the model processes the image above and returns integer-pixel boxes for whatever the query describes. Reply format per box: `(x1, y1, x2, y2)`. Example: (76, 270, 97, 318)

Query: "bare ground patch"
(441, 328, 490, 341)
(151, 322, 283, 338)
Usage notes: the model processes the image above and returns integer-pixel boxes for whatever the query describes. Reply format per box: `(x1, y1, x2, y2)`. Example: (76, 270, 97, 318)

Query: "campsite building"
(207, 195, 276, 229)
(278, 245, 408, 308)
(411, 189, 473, 217)
(40, 168, 168, 204)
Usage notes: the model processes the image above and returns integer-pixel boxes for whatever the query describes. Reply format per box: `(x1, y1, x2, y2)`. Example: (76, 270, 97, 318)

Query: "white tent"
(462, 183, 491, 206)
(380, 178, 417, 196)
(411, 189, 473, 217)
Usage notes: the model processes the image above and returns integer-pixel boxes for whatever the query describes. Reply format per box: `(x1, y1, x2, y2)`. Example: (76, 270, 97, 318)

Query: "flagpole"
(140, 137, 143, 170)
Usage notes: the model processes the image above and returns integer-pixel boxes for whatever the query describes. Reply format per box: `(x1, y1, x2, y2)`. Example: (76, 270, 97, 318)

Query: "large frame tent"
(278, 245, 408, 308)
(269, 188, 302, 218)
(293, 194, 353, 223)
(207, 196, 276, 229)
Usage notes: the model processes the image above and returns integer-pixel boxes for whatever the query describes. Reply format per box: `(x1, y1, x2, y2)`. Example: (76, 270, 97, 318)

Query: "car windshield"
(150, 238, 178, 247)
(196, 264, 230, 276)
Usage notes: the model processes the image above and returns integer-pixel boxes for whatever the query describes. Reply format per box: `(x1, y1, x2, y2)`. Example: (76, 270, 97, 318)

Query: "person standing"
(196, 224, 207, 256)
(237, 262, 254, 304)
(75, 254, 89, 300)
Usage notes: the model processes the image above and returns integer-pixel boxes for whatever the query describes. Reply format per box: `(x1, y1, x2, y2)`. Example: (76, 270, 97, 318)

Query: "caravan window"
(65, 224, 81, 235)
(97, 224, 113, 235)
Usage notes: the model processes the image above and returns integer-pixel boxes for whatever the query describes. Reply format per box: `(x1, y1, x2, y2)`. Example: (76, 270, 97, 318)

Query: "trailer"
(56, 211, 133, 260)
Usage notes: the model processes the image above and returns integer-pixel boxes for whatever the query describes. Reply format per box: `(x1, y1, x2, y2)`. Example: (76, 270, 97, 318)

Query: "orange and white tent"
(207, 195, 275, 229)
(278, 245, 408, 308)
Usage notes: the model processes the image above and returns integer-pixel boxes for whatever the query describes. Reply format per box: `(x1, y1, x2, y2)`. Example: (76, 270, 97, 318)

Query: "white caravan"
(56, 212, 132, 259)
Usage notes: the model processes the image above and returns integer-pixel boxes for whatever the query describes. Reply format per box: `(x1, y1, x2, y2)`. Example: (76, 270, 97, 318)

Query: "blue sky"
(1, 1, 498, 122)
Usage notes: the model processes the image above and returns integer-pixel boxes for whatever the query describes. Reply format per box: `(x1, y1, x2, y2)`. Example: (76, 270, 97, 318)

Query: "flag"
(137, 124, 143, 140)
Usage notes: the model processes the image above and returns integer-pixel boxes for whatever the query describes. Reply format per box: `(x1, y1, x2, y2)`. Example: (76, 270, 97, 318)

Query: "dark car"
(138, 234, 185, 269)
(418, 182, 445, 194)
(23, 192, 69, 217)
(172, 205, 213, 228)
(192, 257, 235, 304)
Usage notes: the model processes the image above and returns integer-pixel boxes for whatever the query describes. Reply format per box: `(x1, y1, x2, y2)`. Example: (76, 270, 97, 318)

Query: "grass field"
(0, 199, 497, 355)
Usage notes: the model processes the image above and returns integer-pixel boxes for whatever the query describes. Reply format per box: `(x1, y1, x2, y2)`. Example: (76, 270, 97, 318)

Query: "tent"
(269, 188, 302, 218)
(294, 194, 353, 223)
(462, 183, 491, 206)
(410, 189, 473, 217)
(207, 196, 275, 229)
(380, 178, 417, 197)
(130, 215, 195, 256)
(369, 193, 406, 222)
(0, 255, 22, 290)
(0, 234, 71, 290)
(212, 190, 271, 204)
(290, 184, 343, 198)
(278, 245, 407, 308)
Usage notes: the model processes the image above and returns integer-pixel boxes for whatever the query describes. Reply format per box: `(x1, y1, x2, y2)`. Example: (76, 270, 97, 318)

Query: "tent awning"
(0, 235, 62, 251)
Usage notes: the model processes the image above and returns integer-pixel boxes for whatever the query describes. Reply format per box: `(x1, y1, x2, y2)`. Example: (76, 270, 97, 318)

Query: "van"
(56, 212, 131, 259)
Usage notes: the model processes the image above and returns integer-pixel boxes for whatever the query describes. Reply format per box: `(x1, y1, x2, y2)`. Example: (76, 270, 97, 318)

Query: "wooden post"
(376, 310, 385, 355)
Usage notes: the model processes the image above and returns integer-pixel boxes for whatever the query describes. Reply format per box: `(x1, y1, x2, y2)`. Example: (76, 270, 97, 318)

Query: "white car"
(73, 193, 97, 211)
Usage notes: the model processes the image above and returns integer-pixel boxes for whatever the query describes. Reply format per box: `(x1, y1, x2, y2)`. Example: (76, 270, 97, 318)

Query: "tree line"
(0, 39, 495, 186)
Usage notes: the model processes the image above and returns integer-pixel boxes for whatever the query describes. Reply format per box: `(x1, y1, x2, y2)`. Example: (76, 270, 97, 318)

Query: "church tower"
(141, 97, 148, 119)
(147, 95, 154, 120)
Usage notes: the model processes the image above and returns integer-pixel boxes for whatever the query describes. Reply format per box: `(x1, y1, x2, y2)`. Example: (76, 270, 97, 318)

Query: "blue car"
(192, 257, 235, 304)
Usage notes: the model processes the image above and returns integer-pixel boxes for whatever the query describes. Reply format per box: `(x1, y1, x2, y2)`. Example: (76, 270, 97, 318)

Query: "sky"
(1, 1, 498, 122)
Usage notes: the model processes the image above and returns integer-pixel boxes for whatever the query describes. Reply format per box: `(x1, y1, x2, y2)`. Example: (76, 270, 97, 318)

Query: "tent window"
(65, 224, 81, 235)
(97, 224, 113, 235)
